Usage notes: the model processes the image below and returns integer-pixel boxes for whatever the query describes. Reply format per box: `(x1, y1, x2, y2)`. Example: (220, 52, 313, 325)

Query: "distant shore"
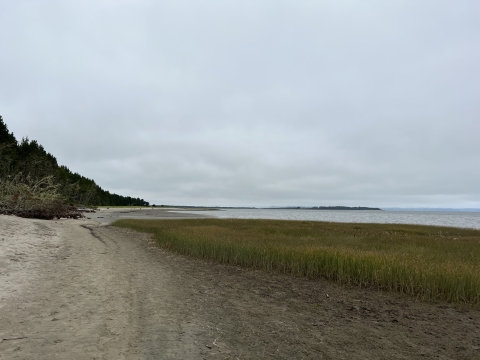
(264, 206, 382, 210)
(148, 205, 382, 210)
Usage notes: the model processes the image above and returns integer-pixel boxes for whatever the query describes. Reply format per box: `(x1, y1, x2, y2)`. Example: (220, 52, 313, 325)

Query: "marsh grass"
(113, 219, 480, 305)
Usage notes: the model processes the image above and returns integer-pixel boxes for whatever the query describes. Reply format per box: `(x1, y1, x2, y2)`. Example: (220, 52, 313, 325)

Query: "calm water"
(174, 209, 480, 230)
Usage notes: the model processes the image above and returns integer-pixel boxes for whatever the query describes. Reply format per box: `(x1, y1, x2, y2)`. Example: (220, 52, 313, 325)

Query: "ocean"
(173, 209, 480, 230)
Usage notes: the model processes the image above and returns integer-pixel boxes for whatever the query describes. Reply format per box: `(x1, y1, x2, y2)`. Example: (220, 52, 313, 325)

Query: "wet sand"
(85, 207, 211, 225)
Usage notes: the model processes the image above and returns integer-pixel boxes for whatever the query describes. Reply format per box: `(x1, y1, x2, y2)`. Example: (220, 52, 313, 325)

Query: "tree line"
(1, 116, 149, 218)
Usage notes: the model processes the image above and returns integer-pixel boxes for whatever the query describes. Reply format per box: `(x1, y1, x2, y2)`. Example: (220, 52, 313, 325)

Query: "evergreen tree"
(0, 115, 149, 209)
(0, 115, 17, 145)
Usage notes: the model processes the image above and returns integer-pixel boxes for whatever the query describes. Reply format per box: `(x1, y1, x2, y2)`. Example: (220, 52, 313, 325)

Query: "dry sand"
(0, 209, 479, 359)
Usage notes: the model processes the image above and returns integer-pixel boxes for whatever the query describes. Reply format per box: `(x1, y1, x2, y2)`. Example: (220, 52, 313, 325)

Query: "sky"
(1, 0, 479, 208)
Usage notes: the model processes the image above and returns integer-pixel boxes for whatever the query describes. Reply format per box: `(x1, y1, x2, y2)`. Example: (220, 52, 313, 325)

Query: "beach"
(1, 209, 479, 359)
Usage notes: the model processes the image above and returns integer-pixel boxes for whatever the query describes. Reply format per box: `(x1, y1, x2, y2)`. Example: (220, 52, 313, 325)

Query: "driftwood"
(0, 206, 83, 220)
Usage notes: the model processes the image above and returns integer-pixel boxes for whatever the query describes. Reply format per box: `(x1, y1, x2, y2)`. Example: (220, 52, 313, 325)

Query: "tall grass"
(113, 219, 480, 305)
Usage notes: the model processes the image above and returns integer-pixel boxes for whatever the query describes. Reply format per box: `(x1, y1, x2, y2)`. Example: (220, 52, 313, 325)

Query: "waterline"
(171, 209, 480, 229)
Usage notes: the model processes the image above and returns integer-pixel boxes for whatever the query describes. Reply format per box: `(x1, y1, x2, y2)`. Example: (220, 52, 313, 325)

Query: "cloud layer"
(1, 1, 479, 207)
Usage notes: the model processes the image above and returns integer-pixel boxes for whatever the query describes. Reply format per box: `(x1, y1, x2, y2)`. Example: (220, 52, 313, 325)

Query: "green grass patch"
(112, 219, 480, 305)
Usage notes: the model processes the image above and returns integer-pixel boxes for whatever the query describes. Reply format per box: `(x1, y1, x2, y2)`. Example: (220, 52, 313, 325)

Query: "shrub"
(0, 173, 82, 219)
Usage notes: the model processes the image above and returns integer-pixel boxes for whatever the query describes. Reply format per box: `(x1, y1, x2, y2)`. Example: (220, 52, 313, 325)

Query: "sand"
(0, 209, 479, 359)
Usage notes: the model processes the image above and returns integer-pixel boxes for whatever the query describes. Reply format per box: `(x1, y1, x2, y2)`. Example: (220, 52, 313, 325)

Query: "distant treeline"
(271, 206, 382, 210)
(0, 116, 149, 208)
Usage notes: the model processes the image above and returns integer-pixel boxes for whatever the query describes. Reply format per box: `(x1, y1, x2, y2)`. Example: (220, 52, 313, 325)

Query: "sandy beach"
(0, 209, 479, 359)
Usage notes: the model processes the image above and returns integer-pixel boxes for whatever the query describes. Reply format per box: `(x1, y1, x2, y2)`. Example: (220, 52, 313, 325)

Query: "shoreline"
(1, 213, 479, 358)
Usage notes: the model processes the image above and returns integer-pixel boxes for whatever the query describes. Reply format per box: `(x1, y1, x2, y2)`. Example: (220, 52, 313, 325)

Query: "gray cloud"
(1, 1, 479, 207)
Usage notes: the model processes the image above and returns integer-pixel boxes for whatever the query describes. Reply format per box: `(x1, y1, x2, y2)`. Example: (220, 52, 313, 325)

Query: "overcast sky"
(1, 1, 479, 208)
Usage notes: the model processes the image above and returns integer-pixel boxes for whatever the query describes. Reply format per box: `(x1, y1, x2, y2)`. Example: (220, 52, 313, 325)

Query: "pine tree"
(1, 115, 150, 210)
(0, 115, 17, 145)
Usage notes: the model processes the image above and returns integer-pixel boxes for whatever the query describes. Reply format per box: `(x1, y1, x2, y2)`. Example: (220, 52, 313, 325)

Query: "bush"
(0, 173, 82, 219)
